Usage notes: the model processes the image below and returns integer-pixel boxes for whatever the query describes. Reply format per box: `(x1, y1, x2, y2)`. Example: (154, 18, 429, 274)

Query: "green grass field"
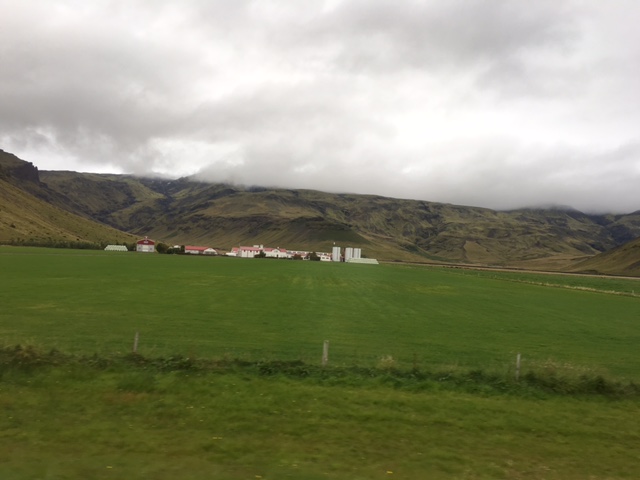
(2, 246, 639, 377)
(2, 362, 639, 480)
(1, 247, 640, 479)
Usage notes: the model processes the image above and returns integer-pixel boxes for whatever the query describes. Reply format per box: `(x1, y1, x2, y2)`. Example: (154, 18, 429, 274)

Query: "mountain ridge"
(2, 149, 640, 274)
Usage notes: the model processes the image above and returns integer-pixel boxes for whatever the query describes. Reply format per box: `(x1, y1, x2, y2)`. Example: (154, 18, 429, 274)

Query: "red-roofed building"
(185, 246, 217, 255)
(226, 245, 290, 258)
(136, 236, 155, 253)
(238, 245, 263, 258)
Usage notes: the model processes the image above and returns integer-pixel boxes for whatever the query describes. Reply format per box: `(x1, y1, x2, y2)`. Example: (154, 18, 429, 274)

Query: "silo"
(345, 247, 354, 262)
(332, 246, 341, 262)
(354, 248, 362, 259)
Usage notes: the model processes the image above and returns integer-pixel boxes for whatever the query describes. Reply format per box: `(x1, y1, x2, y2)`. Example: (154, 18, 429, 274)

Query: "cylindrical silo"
(345, 247, 353, 262)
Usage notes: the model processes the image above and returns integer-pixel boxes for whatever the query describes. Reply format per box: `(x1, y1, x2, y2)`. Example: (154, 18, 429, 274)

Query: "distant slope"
(0, 150, 137, 247)
(569, 236, 640, 276)
(39, 170, 164, 226)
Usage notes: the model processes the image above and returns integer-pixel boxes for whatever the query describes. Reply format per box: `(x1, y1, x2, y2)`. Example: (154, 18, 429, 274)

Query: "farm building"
(226, 244, 354, 261)
(344, 247, 362, 261)
(185, 246, 217, 255)
(238, 246, 262, 258)
(227, 245, 295, 259)
(231, 245, 271, 258)
(264, 247, 288, 258)
(347, 258, 379, 265)
(104, 245, 128, 252)
(225, 245, 346, 261)
(136, 237, 155, 253)
(226, 246, 260, 257)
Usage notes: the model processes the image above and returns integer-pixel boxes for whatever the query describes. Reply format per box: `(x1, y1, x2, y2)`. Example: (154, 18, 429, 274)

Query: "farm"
(1, 247, 640, 479)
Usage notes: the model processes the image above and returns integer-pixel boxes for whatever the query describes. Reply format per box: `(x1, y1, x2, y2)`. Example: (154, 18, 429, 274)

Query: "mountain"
(0, 150, 137, 247)
(3, 149, 640, 270)
(39, 167, 640, 268)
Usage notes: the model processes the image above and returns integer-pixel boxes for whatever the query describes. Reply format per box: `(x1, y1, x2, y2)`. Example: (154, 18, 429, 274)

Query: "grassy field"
(443, 266, 640, 297)
(1, 360, 639, 480)
(1, 247, 640, 479)
(1, 246, 639, 377)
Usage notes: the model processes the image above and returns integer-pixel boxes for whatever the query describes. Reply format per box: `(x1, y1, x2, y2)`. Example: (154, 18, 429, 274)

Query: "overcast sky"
(2, 1, 640, 213)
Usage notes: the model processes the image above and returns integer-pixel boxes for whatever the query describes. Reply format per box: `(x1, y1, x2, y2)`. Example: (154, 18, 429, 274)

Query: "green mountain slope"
(0, 150, 137, 247)
(38, 171, 164, 225)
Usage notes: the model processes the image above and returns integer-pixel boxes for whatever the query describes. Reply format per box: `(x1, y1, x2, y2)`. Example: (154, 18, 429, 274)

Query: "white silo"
(354, 248, 362, 259)
(345, 247, 354, 262)
(332, 246, 341, 262)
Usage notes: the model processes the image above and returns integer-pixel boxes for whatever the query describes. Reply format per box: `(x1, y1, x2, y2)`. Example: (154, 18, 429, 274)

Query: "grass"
(443, 266, 640, 296)
(1, 350, 640, 480)
(1, 247, 640, 479)
(1, 247, 639, 379)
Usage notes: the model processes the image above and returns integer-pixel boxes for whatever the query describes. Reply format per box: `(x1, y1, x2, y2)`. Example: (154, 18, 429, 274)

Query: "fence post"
(322, 340, 329, 366)
(515, 352, 521, 382)
(133, 332, 139, 354)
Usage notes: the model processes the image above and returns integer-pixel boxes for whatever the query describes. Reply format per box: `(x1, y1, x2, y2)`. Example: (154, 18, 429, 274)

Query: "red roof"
(185, 246, 211, 251)
(238, 246, 288, 252)
(137, 237, 155, 245)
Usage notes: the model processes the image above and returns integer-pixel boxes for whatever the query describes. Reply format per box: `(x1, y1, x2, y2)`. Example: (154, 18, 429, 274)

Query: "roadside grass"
(2, 345, 640, 398)
(1, 348, 640, 480)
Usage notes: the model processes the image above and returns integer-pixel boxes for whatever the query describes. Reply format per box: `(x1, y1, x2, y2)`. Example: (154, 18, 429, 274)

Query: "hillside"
(569, 236, 640, 276)
(0, 150, 137, 247)
(39, 168, 640, 266)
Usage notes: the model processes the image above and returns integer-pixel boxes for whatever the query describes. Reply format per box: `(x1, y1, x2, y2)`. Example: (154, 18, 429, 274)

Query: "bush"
(156, 242, 170, 254)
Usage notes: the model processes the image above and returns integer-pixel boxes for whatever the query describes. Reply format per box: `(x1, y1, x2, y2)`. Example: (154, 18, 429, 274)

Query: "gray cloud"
(311, 0, 576, 70)
(1, 0, 639, 212)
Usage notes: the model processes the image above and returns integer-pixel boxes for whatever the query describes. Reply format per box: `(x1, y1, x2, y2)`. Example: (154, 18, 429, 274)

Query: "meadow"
(1, 247, 640, 479)
(2, 246, 639, 377)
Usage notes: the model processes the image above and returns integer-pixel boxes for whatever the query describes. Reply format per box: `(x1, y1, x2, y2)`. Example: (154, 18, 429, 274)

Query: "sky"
(1, 0, 640, 213)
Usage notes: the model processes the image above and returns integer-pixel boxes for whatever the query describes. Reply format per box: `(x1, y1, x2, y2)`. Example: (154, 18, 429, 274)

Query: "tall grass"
(2, 344, 639, 398)
(1, 345, 640, 479)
